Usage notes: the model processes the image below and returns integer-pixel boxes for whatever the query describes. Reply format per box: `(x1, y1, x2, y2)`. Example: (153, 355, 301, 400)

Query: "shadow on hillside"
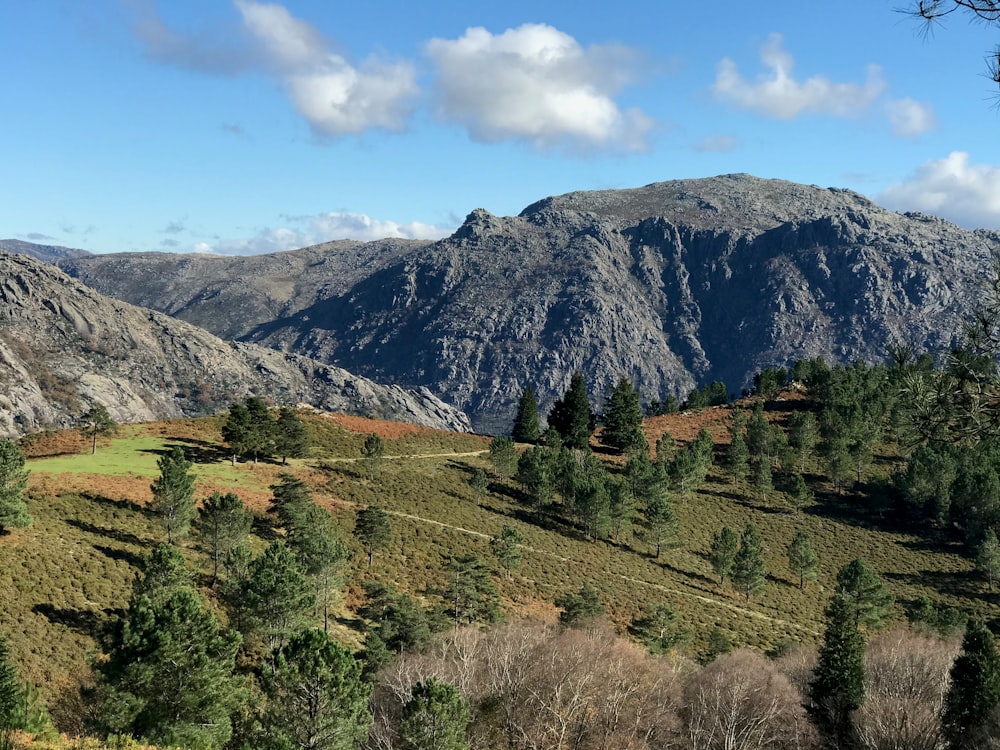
(141, 440, 230, 464)
(33, 603, 121, 640)
(700, 487, 789, 515)
(884, 568, 982, 599)
(93, 544, 145, 568)
(252, 515, 279, 541)
(804, 482, 905, 533)
(80, 491, 151, 517)
(66, 519, 151, 548)
(664, 553, 719, 589)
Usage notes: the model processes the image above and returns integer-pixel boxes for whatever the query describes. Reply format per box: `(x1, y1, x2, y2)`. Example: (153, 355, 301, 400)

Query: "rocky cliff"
(58, 174, 1000, 433)
(0, 252, 470, 436)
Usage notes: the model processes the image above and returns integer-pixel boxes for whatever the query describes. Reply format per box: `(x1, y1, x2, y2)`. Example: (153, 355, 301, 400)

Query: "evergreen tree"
(788, 411, 819, 474)
(286, 503, 350, 633)
(835, 558, 893, 631)
(607, 477, 636, 543)
(149, 446, 195, 545)
(274, 406, 309, 465)
(600, 377, 646, 452)
(516, 445, 553, 512)
(731, 524, 767, 601)
(133, 544, 192, 604)
(0, 440, 30, 535)
(269, 473, 313, 531)
(977, 529, 1000, 591)
(444, 554, 500, 626)
(244, 396, 277, 463)
(547, 372, 594, 449)
(0, 636, 21, 750)
(488, 436, 517, 481)
(745, 402, 772, 462)
(353, 505, 391, 570)
(644, 492, 677, 559)
(361, 433, 385, 480)
(198, 491, 253, 585)
(511, 386, 540, 444)
(79, 404, 117, 455)
(811, 593, 865, 747)
(262, 628, 372, 750)
(708, 525, 739, 583)
(222, 401, 252, 465)
(942, 619, 1000, 749)
(628, 602, 689, 654)
(750, 455, 773, 503)
(241, 541, 313, 655)
(555, 584, 604, 627)
(575, 461, 611, 539)
(786, 473, 813, 513)
(97, 587, 243, 750)
(470, 467, 489, 501)
(787, 530, 819, 589)
(725, 430, 750, 484)
(489, 524, 523, 579)
(400, 678, 471, 750)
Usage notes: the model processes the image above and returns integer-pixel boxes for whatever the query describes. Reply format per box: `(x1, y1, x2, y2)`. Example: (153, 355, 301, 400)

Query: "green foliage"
(470, 467, 489, 500)
(0, 440, 30, 534)
(400, 678, 471, 750)
(488, 436, 517, 481)
(731, 524, 767, 601)
(240, 541, 313, 654)
(222, 396, 277, 464)
(132, 544, 191, 604)
(907, 595, 967, 638)
(516, 446, 554, 512)
(628, 602, 688, 654)
(149, 446, 194, 544)
(787, 531, 819, 590)
(274, 406, 309, 465)
(79, 404, 117, 455)
(444, 554, 499, 626)
(489, 524, 524, 578)
(600, 377, 646, 452)
(708, 526, 739, 583)
(511, 386, 540, 444)
(0, 635, 21, 750)
(97, 587, 243, 750)
(361, 433, 385, 480)
(810, 593, 865, 745)
(642, 479, 677, 559)
(354, 505, 392, 570)
(835, 558, 893, 631)
(725, 430, 749, 484)
(360, 582, 432, 654)
(555, 583, 604, 627)
(977, 529, 1000, 591)
(785, 473, 813, 513)
(667, 430, 713, 498)
(787, 411, 819, 474)
(198, 491, 252, 584)
(753, 367, 788, 398)
(262, 628, 372, 750)
(943, 619, 1000, 749)
(897, 442, 957, 526)
(547, 372, 594, 449)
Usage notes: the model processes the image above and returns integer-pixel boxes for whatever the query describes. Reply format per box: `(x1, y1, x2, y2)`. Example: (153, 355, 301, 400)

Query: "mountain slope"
(0, 238, 91, 263)
(0, 252, 469, 436)
(58, 174, 1000, 433)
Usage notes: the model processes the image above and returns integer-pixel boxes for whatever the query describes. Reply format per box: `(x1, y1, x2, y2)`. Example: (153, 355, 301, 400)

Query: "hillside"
(58, 174, 1000, 433)
(0, 252, 469, 435)
(0, 239, 91, 264)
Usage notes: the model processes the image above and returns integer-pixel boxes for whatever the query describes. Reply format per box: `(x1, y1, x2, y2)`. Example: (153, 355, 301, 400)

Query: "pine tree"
(444, 554, 500, 626)
(198, 492, 253, 585)
(511, 386, 541, 444)
(488, 436, 517, 481)
(628, 602, 688, 654)
(811, 593, 865, 747)
(555, 584, 604, 627)
(788, 411, 819, 474)
(489, 524, 523, 578)
(644, 491, 677, 559)
(708, 525, 739, 584)
(547, 372, 594, 449)
(240, 541, 313, 655)
(263, 628, 372, 750)
(274, 406, 309, 465)
(244, 396, 277, 463)
(516, 445, 554, 512)
(0, 440, 30, 535)
(79, 404, 117, 455)
(361, 433, 385, 480)
(787, 530, 819, 589)
(731, 524, 767, 601)
(977, 529, 1000, 591)
(133, 544, 192, 604)
(0, 636, 21, 750)
(149, 446, 195, 545)
(353, 505, 392, 570)
(400, 678, 471, 750)
(221, 401, 252, 465)
(725, 430, 750, 484)
(600, 377, 646, 452)
(942, 619, 1000, 749)
(786, 473, 813, 513)
(835, 558, 893, 631)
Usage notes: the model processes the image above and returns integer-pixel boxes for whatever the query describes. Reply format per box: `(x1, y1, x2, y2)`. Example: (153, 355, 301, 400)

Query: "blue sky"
(3, 0, 1000, 254)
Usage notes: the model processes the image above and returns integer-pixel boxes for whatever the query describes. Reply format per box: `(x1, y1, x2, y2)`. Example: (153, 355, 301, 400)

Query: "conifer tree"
(547, 372, 594, 449)
(600, 377, 646, 452)
(942, 619, 1000, 749)
(400, 678, 471, 750)
(731, 524, 767, 601)
(444, 554, 500, 626)
(835, 558, 893, 631)
(80, 404, 117, 455)
(361, 433, 385, 480)
(644, 491, 677, 559)
(0, 636, 21, 750)
(489, 524, 523, 579)
(0, 440, 30, 535)
(787, 530, 819, 589)
(555, 584, 604, 627)
(222, 401, 252, 465)
(198, 492, 253, 585)
(726, 430, 750, 484)
(240, 541, 313, 655)
(811, 593, 865, 747)
(353, 505, 392, 570)
(488, 436, 517, 480)
(150, 446, 195, 545)
(978, 529, 1000, 591)
(511, 386, 540, 444)
(628, 602, 689, 654)
(788, 410, 819, 474)
(516, 446, 553, 512)
(708, 525, 739, 583)
(274, 406, 309, 465)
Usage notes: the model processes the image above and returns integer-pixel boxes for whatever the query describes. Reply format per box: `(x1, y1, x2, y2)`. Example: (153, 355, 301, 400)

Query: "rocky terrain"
(57, 174, 1000, 433)
(0, 238, 91, 263)
(0, 252, 470, 436)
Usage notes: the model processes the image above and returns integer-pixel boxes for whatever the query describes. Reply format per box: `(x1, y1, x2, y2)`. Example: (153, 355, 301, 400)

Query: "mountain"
(57, 174, 1000, 433)
(0, 238, 91, 263)
(0, 252, 470, 436)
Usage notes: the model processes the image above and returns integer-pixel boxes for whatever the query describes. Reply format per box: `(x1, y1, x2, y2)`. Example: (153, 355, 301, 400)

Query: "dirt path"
(325, 450, 487, 462)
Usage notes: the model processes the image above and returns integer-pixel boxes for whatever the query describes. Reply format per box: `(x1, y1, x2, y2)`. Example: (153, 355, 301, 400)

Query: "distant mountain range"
(0, 252, 469, 436)
(0, 238, 90, 263)
(22, 174, 1000, 433)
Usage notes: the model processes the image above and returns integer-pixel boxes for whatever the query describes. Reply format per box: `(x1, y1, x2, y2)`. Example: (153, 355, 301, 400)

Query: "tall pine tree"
(811, 593, 865, 748)
(0, 440, 30, 536)
(600, 377, 646, 453)
(942, 619, 1000, 749)
(511, 386, 540, 444)
(547, 372, 594, 449)
(150, 446, 195, 545)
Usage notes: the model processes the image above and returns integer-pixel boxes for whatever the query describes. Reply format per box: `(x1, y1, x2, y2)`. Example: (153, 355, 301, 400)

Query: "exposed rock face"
(0, 239, 91, 263)
(58, 174, 999, 433)
(0, 252, 470, 436)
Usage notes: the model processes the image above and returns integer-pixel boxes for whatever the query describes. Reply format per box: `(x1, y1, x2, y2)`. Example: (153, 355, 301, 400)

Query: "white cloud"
(879, 152, 1000, 229)
(197, 211, 453, 255)
(234, 0, 418, 136)
(712, 33, 885, 119)
(693, 134, 740, 153)
(426, 23, 653, 152)
(886, 97, 937, 137)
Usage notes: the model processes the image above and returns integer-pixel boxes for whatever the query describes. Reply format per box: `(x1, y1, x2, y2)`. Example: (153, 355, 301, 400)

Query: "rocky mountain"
(0, 238, 91, 263)
(0, 252, 470, 436)
(57, 174, 1000, 433)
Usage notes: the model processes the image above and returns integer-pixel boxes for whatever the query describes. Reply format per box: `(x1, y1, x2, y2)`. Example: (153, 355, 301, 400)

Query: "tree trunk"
(91, 430, 97, 455)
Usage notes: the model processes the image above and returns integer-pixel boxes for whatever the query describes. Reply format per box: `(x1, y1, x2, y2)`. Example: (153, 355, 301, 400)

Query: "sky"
(3, 0, 1000, 255)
